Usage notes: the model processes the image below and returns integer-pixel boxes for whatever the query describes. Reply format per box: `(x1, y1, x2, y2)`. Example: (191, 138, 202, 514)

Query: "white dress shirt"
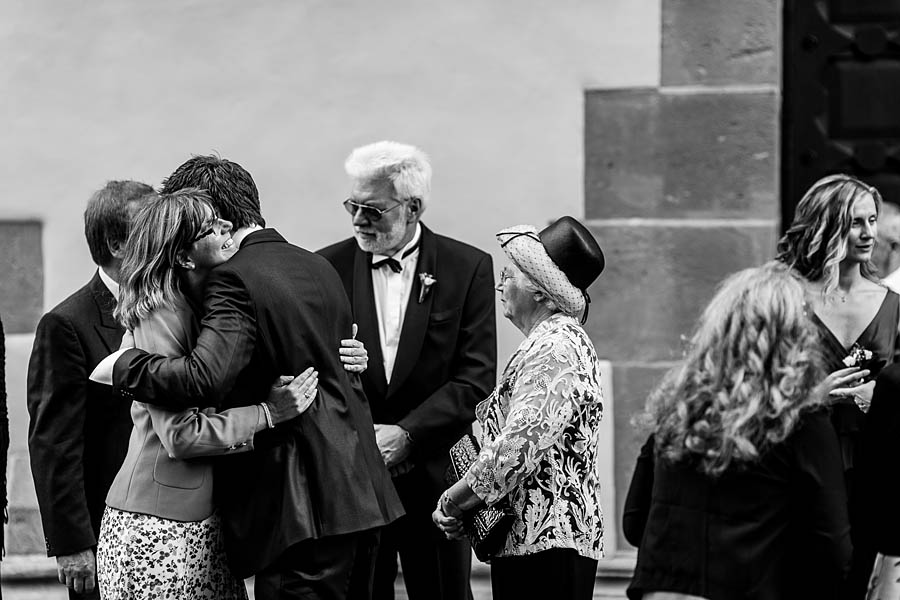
(371, 224, 421, 383)
(98, 266, 119, 299)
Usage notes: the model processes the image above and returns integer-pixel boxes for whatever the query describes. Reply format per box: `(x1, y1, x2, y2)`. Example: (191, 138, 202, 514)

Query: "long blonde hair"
(646, 262, 825, 476)
(115, 189, 216, 330)
(776, 174, 882, 293)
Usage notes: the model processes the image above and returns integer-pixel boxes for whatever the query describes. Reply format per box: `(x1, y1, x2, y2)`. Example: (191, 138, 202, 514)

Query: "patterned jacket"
(465, 313, 604, 559)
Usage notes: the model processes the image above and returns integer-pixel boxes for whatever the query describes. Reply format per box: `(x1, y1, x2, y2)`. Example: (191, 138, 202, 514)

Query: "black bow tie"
(370, 238, 421, 273)
(371, 257, 402, 273)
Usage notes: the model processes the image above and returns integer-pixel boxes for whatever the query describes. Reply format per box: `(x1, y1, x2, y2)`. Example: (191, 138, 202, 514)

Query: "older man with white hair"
(319, 141, 497, 600)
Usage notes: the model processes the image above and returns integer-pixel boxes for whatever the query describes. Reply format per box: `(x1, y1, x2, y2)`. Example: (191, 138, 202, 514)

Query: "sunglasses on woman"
(192, 217, 223, 243)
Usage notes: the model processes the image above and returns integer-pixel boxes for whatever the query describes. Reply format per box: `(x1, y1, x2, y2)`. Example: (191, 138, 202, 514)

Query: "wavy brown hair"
(115, 189, 216, 330)
(645, 262, 825, 476)
(776, 174, 882, 294)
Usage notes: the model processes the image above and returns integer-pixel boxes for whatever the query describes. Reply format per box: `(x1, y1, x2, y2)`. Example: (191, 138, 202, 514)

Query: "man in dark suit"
(27, 181, 155, 599)
(318, 141, 497, 600)
(111, 155, 404, 600)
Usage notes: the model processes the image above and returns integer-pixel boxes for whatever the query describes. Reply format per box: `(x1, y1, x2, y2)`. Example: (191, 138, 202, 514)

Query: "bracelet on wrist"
(260, 403, 275, 429)
(441, 492, 463, 518)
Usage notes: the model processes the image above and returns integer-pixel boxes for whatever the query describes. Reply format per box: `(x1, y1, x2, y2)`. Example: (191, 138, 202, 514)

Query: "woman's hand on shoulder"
(340, 324, 368, 373)
(265, 367, 319, 424)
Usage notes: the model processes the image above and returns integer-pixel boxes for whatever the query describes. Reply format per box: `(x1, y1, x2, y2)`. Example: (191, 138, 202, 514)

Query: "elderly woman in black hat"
(432, 216, 606, 600)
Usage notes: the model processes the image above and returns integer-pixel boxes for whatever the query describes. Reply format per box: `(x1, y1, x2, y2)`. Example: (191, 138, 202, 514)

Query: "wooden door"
(783, 0, 900, 226)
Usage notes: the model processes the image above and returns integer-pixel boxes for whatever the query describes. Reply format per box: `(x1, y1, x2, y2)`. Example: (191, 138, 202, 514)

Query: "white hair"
(344, 141, 432, 205)
(519, 270, 561, 314)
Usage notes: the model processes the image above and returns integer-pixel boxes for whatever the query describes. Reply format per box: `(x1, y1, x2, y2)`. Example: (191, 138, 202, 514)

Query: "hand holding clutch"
(432, 492, 466, 540)
(445, 433, 514, 562)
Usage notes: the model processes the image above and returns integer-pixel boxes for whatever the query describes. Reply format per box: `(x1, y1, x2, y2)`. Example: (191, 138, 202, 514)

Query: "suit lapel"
(89, 273, 124, 354)
(387, 226, 437, 397)
(352, 247, 388, 398)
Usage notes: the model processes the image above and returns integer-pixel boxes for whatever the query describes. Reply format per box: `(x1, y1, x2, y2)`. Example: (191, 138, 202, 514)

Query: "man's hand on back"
(57, 548, 96, 594)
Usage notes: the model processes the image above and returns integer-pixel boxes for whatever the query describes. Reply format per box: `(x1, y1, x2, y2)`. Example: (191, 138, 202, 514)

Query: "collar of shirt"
(371, 223, 422, 269)
(98, 266, 119, 300)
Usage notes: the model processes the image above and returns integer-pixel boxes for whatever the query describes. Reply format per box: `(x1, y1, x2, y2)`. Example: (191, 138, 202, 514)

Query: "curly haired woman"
(623, 262, 855, 600)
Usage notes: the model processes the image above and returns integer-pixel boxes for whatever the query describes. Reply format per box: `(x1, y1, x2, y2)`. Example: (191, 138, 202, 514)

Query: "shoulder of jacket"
(433, 232, 491, 263)
(317, 237, 357, 261)
(41, 284, 97, 326)
(538, 326, 580, 354)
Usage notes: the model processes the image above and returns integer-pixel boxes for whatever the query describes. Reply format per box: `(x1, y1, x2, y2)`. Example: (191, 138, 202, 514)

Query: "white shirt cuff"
(89, 349, 130, 385)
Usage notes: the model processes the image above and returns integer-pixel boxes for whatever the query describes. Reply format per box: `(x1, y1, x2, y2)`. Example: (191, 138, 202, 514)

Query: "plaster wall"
(1, 0, 660, 558)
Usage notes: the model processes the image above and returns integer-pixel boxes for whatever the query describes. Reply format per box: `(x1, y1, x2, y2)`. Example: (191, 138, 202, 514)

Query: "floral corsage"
(418, 272, 436, 303)
(840, 344, 885, 413)
(842, 344, 874, 369)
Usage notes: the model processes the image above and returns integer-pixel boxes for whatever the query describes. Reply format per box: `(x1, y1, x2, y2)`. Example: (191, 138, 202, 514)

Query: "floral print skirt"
(96, 506, 247, 600)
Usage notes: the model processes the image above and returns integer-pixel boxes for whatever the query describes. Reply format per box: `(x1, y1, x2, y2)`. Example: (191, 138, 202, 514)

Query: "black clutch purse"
(446, 433, 514, 563)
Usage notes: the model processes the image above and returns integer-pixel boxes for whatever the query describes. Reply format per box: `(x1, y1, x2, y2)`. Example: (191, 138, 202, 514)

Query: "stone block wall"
(584, 0, 781, 554)
(0, 0, 784, 589)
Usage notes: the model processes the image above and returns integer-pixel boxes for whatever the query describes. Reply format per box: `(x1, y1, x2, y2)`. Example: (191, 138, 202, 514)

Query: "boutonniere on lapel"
(418, 272, 437, 303)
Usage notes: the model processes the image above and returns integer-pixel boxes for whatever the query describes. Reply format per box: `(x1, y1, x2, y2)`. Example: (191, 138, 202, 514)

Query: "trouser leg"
(371, 520, 400, 600)
(490, 549, 597, 600)
(394, 511, 473, 600)
(254, 528, 381, 600)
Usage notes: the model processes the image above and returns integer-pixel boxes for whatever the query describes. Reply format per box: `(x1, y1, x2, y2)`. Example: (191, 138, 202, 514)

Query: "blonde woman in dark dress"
(776, 174, 900, 598)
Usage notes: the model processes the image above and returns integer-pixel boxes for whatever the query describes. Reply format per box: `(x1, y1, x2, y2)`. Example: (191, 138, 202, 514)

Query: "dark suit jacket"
(318, 224, 497, 517)
(112, 229, 404, 577)
(27, 272, 132, 556)
(624, 410, 851, 600)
